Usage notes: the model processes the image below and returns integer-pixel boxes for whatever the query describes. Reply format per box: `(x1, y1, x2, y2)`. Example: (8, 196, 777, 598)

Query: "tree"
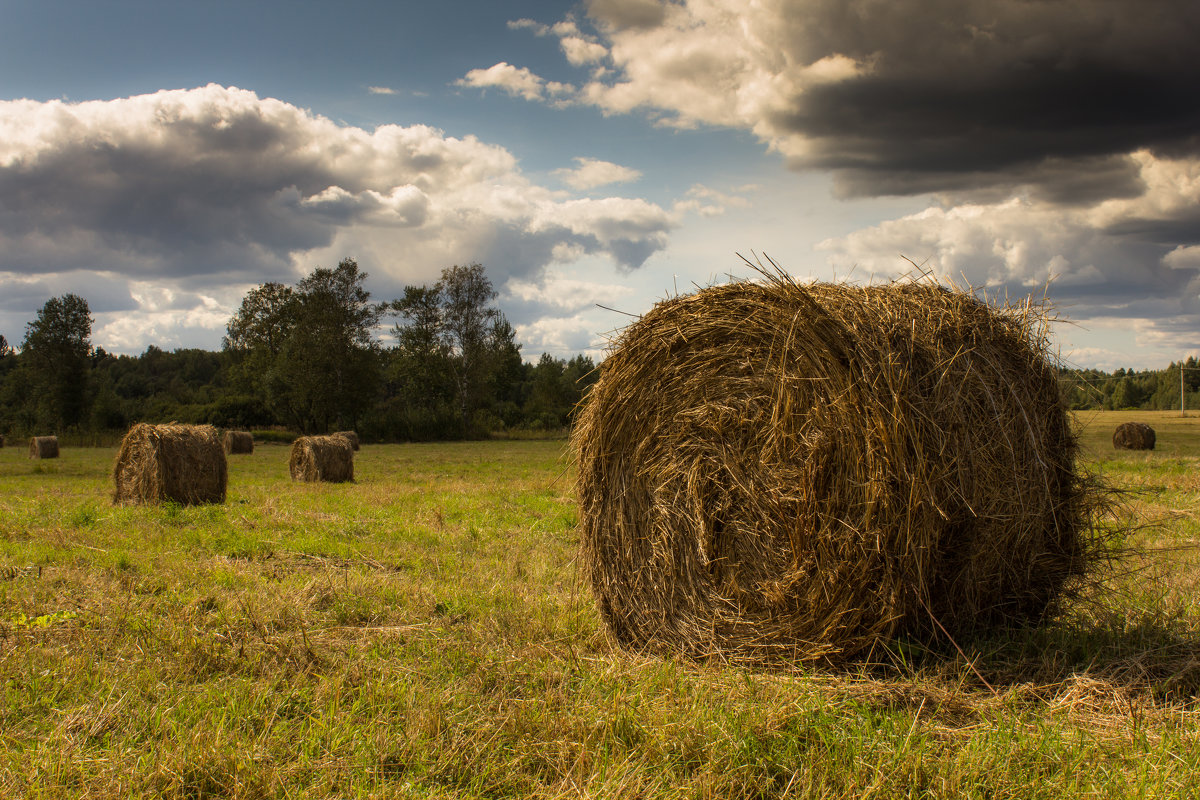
(227, 259, 385, 433)
(21, 294, 93, 430)
(436, 263, 503, 430)
(223, 282, 298, 397)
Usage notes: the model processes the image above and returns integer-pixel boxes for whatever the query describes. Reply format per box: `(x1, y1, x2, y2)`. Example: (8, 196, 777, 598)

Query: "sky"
(1, 0, 1198, 371)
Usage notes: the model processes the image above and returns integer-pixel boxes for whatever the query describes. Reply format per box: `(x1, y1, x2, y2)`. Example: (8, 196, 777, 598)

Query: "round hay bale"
(113, 423, 227, 505)
(29, 436, 59, 459)
(1112, 421, 1155, 451)
(572, 275, 1100, 665)
(223, 430, 255, 455)
(333, 430, 360, 451)
(289, 435, 354, 483)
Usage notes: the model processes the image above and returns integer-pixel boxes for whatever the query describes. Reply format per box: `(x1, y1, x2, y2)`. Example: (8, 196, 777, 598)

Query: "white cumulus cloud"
(553, 157, 642, 190)
(0, 85, 675, 353)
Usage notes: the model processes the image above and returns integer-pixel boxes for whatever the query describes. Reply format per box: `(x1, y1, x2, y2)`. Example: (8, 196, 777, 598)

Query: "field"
(1, 411, 1199, 798)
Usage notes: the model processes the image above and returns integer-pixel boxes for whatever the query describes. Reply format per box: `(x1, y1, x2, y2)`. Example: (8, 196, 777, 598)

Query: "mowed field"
(1, 411, 1199, 799)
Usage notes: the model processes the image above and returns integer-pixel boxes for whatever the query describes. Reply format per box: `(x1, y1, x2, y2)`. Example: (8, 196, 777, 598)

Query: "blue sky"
(2, 0, 1198, 370)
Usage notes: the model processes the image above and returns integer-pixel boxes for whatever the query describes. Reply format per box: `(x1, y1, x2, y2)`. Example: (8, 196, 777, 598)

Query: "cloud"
(0, 85, 675, 353)
(560, 36, 608, 66)
(367, 86, 397, 95)
(488, 0, 1200, 202)
(553, 157, 641, 190)
(456, 62, 574, 102)
(817, 152, 1200, 353)
(672, 183, 754, 217)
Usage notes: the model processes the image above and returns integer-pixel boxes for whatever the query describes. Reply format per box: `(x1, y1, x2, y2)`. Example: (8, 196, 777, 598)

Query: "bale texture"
(289, 435, 354, 482)
(1112, 421, 1155, 451)
(333, 430, 360, 451)
(224, 430, 254, 454)
(29, 436, 59, 459)
(113, 423, 227, 505)
(572, 275, 1100, 665)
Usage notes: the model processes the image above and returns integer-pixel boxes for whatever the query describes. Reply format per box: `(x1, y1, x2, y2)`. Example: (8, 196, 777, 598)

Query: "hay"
(289, 435, 354, 482)
(572, 272, 1103, 666)
(1112, 422, 1155, 451)
(28, 436, 59, 459)
(333, 430, 360, 451)
(224, 430, 254, 454)
(113, 423, 228, 505)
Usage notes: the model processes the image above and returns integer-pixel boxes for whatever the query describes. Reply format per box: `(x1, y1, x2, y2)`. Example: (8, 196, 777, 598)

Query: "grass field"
(1, 412, 1199, 798)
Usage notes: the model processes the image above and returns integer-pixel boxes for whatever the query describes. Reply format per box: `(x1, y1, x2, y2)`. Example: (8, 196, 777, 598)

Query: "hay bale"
(333, 430, 360, 451)
(1113, 421, 1155, 450)
(223, 430, 254, 455)
(113, 423, 227, 505)
(289, 435, 354, 482)
(28, 436, 59, 459)
(572, 274, 1101, 665)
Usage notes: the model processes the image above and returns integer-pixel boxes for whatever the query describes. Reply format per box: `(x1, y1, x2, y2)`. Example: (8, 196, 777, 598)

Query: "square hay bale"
(113, 423, 227, 505)
(223, 430, 255, 454)
(289, 435, 354, 482)
(572, 272, 1108, 666)
(333, 430, 360, 451)
(29, 436, 59, 459)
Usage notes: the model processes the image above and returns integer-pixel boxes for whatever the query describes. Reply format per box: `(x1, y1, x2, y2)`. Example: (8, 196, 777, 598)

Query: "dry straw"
(28, 436, 59, 459)
(113, 423, 228, 505)
(572, 268, 1106, 666)
(289, 435, 354, 482)
(333, 430, 361, 451)
(224, 430, 254, 455)
(1112, 422, 1155, 451)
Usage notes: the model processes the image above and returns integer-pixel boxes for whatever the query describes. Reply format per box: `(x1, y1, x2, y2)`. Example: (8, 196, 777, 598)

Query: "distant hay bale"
(113, 423, 227, 505)
(223, 430, 254, 454)
(1113, 421, 1155, 451)
(289, 435, 354, 483)
(28, 436, 59, 459)
(572, 273, 1103, 666)
(333, 430, 360, 451)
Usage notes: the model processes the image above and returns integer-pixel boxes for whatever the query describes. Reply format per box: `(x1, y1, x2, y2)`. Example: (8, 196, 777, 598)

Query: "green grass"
(1, 418, 1199, 798)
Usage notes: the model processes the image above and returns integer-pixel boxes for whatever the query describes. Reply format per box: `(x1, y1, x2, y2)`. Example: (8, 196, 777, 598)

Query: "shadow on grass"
(871, 602, 1200, 704)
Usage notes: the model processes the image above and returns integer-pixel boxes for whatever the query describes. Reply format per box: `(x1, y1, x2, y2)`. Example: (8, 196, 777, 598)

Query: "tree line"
(1058, 361, 1200, 412)
(0, 260, 598, 442)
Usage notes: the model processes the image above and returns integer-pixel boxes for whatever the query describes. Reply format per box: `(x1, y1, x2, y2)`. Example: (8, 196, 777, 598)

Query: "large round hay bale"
(29, 436, 59, 459)
(113, 423, 227, 505)
(223, 430, 254, 455)
(1112, 421, 1155, 451)
(572, 276, 1099, 665)
(289, 435, 354, 482)
(333, 430, 360, 451)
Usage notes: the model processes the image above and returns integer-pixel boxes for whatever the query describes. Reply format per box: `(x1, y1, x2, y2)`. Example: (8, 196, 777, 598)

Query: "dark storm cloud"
(559, 0, 1200, 203)
(773, 0, 1200, 198)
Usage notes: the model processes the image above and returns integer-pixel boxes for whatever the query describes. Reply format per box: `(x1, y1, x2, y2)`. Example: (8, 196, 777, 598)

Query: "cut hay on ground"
(333, 430, 360, 451)
(223, 430, 254, 454)
(113, 423, 228, 505)
(28, 436, 58, 459)
(289, 435, 354, 482)
(572, 270, 1104, 666)
(1112, 422, 1155, 451)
